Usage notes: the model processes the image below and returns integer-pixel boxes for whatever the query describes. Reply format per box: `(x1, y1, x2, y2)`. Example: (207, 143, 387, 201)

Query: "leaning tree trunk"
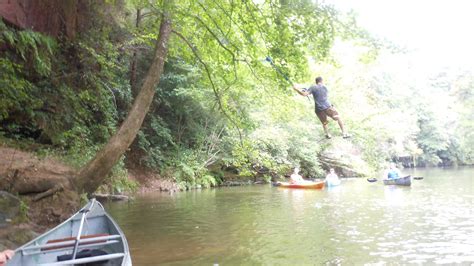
(74, 14, 172, 194)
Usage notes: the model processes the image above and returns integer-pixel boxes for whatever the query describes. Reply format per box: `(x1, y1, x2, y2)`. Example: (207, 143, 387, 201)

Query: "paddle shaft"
(72, 199, 95, 260)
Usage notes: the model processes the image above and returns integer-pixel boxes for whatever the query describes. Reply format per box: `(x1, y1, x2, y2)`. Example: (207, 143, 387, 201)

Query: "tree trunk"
(74, 14, 172, 194)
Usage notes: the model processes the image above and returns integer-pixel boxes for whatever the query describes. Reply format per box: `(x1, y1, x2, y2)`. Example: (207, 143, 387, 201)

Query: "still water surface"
(107, 168, 474, 265)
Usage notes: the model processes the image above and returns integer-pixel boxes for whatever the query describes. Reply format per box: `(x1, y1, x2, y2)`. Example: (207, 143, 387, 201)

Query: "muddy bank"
(0, 145, 81, 249)
(0, 189, 80, 249)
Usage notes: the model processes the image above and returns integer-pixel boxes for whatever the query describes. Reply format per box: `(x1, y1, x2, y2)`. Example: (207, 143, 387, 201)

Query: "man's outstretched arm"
(292, 84, 311, 96)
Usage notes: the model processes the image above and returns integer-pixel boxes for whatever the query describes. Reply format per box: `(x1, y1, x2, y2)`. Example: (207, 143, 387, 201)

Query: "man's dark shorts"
(316, 106, 339, 125)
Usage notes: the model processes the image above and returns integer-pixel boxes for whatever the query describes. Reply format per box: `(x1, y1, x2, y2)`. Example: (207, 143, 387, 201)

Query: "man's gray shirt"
(308, 84, 331, 112)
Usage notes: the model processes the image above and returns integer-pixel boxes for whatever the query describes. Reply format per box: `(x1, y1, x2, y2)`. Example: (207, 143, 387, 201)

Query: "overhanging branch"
(172, 30, 244, 145)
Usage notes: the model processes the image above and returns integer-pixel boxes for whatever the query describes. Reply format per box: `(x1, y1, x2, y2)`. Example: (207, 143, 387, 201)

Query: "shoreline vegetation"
(0, 142, 472, 250)
(0, 0, 473, 253)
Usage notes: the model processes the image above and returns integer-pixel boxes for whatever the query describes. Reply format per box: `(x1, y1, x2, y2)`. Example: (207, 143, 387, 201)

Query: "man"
(325, 168, 341, 186)
(293, 77, 350, 139)
(383, 162, 402, 180)
(290, 167, 304, 184)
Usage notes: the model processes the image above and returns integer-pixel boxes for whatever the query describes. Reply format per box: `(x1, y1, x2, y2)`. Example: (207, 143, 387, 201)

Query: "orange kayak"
(274, 181, 325, 189)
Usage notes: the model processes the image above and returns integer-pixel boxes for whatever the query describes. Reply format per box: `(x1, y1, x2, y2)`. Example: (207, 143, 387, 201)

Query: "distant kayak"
(274, 181, 325, 189)
(383, 175, 412, 186)
(326, 179, 341, 187)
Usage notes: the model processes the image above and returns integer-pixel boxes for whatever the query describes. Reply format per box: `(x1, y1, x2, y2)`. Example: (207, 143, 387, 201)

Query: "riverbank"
(0, 144, 261, 248)
(0, 140, 373, 250)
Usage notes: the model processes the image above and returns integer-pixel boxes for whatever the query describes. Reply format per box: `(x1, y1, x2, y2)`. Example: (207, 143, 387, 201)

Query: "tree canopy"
(0, 0, 472, 193)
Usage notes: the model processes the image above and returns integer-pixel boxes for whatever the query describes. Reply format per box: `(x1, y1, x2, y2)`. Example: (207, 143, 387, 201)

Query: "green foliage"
(0, 0, 379, 190)
(0, 59, 40, 121)
(12, 199, 29, 224)
(107, 175, 139, 194)
(6, 0, 472, 197)
(0, 21, 55, 122)
(163, 150, 220, 189)
(222, 108, 325, 178)
(93, 155, 138, 194)
(0, 18, 136, 192)
(0, 19, 124, 147)
(79, 193, 89, 206)
(0, 20, 56, 76)
(199, 174, 218, 188)
(452, 73, 474, 164)
(318, 46, 474, 168)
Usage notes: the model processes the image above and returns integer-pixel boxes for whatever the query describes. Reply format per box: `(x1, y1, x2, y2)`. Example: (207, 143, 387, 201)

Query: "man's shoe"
(325, 134, 332, 139)
(342, 133, 352, 139)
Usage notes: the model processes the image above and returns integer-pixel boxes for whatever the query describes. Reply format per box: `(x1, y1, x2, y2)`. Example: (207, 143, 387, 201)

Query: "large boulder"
(0, 191, 22, 227)
(318, 138, 372, 177)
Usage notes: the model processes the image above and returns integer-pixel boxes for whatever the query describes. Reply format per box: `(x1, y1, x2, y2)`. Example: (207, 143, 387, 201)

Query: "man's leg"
(322, 122, 330, 138)
(335, 117, 346, 135)
(316, 111, 331, 138)
(327, 107, 350, 138)
(336, 117, 351, 138)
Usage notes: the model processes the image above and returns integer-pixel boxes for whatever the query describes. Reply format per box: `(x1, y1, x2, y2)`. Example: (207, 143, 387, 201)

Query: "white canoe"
(7, 199, 131, 266)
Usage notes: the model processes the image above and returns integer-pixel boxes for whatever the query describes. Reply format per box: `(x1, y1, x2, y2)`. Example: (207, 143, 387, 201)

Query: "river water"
(106, 167, 474, 265)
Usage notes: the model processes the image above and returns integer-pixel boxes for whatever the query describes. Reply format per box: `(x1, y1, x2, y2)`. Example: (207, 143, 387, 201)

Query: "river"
(106, 167, 474, 265)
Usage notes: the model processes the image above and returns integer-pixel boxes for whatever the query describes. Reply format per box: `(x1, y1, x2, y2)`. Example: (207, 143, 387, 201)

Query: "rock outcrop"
(318, 138, 372, 177)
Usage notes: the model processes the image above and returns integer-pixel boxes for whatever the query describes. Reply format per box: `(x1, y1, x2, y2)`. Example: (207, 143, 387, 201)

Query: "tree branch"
(172, 30, 244, 145)
(191, 14, 238, 84)
(196, 2, 240, 52)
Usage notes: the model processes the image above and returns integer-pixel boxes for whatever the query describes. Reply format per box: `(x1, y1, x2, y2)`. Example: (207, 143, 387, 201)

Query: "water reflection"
(382, 185, 409, 206)
(106, 168, 474, 265)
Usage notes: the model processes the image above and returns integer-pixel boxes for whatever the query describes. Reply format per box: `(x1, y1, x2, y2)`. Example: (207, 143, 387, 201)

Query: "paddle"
(71, 199, 96, 260)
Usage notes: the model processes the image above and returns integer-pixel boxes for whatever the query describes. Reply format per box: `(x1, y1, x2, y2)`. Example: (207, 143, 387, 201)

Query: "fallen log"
(91, 193, 130, 201)
(32, 184, 64, 202)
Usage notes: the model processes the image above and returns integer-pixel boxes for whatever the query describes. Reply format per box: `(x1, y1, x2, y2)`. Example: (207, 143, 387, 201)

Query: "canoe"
(383, 175, 412, 186)
(326, 179, 341, 187)
(8, 199, 131, 266)
(274, 181, 325, 189)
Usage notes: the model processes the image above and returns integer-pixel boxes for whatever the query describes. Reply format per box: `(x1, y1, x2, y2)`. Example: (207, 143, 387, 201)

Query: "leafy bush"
(0, 21, 55, 124)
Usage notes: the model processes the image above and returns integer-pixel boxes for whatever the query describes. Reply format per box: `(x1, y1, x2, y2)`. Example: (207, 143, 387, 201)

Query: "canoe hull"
(383, 175, 412, 186)
(8, 199, 131, 266)
(275, 181, 325, 189)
